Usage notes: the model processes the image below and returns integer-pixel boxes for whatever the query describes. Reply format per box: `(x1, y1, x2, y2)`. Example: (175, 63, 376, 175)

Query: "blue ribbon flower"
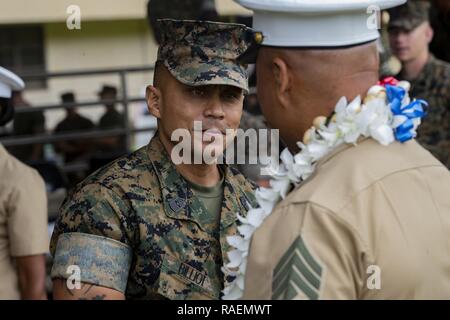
(386, 85, 427, 143)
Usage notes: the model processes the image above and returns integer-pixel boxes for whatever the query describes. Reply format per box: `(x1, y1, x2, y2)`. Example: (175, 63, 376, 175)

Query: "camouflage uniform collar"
(147, 135, 249, 229)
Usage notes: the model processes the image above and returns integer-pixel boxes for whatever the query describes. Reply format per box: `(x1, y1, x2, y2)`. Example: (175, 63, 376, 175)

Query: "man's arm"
(52, 279, 124, 300)
(16, 254, 47, 300)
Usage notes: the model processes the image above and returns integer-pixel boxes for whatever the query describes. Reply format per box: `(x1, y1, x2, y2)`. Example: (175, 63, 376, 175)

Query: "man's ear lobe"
(146, 85, 162, 119)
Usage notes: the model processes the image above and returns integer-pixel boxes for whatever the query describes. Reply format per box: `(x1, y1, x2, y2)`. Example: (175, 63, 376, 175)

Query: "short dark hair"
(153, 61, 165, 87)
(61, 92, 75, 103)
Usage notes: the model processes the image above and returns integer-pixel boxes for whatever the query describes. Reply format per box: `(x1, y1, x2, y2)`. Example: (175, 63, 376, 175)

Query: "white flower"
(280, 148, 301, 182)
(270, 176, 292, 199)
(247, 207, 269, 227)
(226, 249, 243, 269)
(304, 140, 330, 161)
(222, 283, 243, 300)
(237, 224, 255, 241)
(318, 127, 340, 146)
(370, 124, 395, 146)
(237, 275, 245, 290)
(255, 188, 280, 214)
(226, 235, 249, 252)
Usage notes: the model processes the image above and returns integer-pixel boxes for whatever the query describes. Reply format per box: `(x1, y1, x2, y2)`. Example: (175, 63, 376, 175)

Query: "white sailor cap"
(235, 0, 406, 49)
(0, 66, 25, 99)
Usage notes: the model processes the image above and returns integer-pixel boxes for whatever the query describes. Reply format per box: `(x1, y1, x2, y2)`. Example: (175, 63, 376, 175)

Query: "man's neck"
(158, 132, 221, 187)
(401, 51, 430, 81)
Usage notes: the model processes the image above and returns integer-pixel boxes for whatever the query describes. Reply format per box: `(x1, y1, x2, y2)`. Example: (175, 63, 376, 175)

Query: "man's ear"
(425, 22, 434, 44)
(272, 57, 291, 109)
(146, 85, 162, 119)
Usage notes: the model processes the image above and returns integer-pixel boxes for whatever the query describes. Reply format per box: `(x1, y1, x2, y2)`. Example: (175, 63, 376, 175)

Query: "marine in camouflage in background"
(388, 0, 450, 168)
(399, 55, 450, 169)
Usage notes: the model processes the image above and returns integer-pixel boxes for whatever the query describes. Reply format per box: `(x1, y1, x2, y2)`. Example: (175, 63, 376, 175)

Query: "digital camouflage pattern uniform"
(50, 19, 258, 300)
(50, 136, 257, 299)
(397, 55, 450, 169)
(389, 1, 450, 168)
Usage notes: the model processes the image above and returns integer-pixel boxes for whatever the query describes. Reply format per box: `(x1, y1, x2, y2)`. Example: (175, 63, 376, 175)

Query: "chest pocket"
(157, 253, 218, 300)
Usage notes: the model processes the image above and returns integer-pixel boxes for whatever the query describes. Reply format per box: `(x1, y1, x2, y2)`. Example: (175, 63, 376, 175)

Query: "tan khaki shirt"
(0, 144, 48, 299)
(244, 138, 450, 299)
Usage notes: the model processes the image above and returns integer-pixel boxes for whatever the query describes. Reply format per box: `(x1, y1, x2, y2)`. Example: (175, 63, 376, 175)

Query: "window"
(0, 25, 46, 89)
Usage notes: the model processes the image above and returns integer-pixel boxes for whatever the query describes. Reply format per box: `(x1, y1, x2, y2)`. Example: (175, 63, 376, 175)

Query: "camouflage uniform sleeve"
(50, 183, 133, 293)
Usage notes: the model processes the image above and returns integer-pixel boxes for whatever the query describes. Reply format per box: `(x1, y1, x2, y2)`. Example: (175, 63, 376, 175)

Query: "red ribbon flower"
(378, 76, 399, 87)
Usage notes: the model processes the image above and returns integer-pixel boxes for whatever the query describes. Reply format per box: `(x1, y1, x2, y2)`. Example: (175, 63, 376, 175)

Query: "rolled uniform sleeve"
(8, 168, 49, 257)
(244, 202, 370, 300)
(50, 184, 133, 294)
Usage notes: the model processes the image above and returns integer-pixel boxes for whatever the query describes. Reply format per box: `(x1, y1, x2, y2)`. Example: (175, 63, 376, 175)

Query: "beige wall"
(23, 19, 158, 131)
(2, 0, 251, 132)
(0, 0, 251, 24)
(0, 0, 148, 24)
(216, 0, 252, 16)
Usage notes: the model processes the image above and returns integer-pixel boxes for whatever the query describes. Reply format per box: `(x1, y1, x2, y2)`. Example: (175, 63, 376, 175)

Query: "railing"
(0, 66, 157, 150)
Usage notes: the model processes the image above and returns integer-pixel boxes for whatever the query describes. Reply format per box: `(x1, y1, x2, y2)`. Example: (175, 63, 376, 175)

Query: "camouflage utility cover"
(50, 135, 257, 299)
(157, 19, 255, 92)
(388, 0, 430, 31)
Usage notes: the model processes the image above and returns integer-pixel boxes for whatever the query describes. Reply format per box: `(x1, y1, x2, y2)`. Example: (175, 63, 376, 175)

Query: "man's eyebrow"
(222, 86, 243, 93)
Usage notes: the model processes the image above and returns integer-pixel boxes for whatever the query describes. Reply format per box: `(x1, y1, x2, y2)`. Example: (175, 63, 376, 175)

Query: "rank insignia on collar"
(168, 197, 187, 213)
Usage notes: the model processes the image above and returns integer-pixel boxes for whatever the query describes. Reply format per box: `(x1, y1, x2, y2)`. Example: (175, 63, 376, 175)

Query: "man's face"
(389, 22, 433, 63)
(149, 68, 244, 162)
(100, 91, 116, 107)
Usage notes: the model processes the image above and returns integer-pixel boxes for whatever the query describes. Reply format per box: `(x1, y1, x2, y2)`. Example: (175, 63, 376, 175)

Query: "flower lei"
(221, 77, 427, 300)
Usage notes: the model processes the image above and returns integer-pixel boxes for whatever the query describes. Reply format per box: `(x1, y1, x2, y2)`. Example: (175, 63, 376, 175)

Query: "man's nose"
(395, 31, 408, 44)
(204, 96, 225, 119)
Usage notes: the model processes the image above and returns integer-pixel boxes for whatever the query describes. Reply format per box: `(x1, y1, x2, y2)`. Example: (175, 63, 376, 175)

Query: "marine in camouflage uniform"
(398, 56, 450, 169)
(389, 0, 450, 168)
(50, 19, 258, 300)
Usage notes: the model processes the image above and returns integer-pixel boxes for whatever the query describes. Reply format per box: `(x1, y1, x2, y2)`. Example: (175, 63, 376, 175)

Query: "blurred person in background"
(53, 92, 94, 164)
(96, 85, 126, 155)
(388, 0, 450, 168)
(0, 66, 48, 300)
(7, 90, 46, 163)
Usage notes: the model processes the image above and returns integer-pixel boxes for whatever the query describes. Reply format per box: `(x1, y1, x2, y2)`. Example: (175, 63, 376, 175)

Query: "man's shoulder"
(282, 139, 444, 211)
(427, 57, 450, 81)
(77, 114, 95, 127)
(75, 146, 156, 197)
(226, 165, 258, 195)
(0, 148, 44, 188)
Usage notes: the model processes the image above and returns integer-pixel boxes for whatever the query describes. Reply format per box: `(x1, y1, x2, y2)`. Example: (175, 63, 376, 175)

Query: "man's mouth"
(202, 128, 224, 137)
(395, 47, 409, 53)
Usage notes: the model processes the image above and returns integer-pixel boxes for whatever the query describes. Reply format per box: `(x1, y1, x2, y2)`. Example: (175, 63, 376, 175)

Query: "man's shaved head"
(256, 41, 379, 151)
